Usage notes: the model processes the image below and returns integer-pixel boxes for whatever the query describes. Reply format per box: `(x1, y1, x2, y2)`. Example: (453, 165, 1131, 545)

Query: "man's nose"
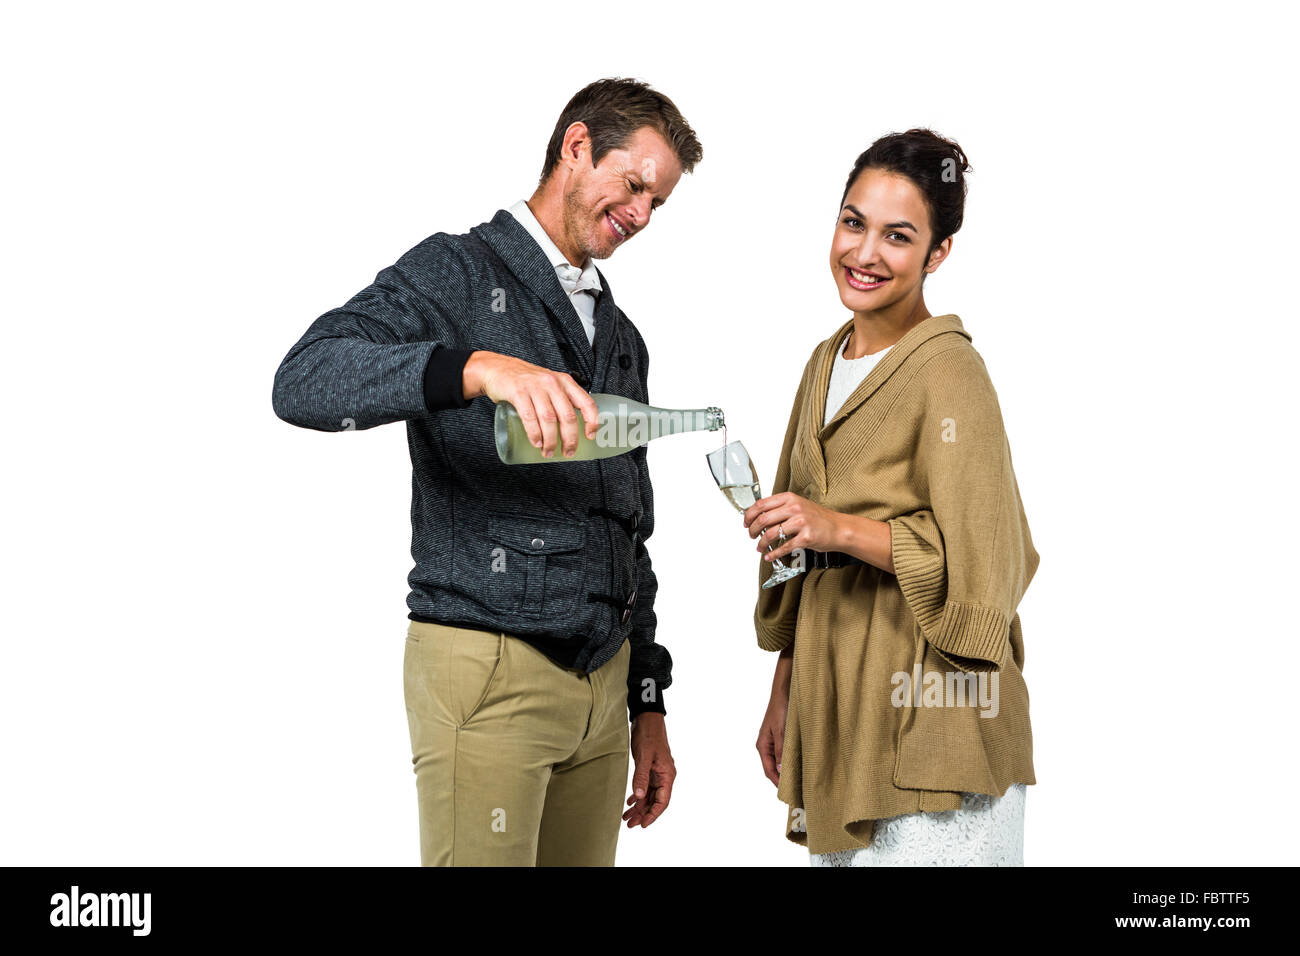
(628, 195, 653, 229)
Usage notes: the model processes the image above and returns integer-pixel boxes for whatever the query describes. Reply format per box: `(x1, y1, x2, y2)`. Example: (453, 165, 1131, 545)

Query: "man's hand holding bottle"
(462, 350, 599, 458)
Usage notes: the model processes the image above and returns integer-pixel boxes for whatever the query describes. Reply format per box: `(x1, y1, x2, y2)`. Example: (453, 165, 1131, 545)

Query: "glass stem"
(768, 534, 789, 570)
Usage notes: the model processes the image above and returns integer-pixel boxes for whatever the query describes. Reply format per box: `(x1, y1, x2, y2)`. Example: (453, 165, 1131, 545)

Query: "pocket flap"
(487, 514, 586, 553)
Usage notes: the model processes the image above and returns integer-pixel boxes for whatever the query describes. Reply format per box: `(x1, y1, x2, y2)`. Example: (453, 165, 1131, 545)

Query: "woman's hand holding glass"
(742, 491, 842, 563)
(708, 441, 804, 588)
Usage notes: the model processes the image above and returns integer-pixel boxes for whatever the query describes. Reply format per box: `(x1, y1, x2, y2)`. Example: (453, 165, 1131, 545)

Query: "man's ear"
(561, 121, 592, 170)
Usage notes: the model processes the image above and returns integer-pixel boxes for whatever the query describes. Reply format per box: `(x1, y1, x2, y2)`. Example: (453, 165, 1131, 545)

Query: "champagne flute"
(707, 440, 805, 589)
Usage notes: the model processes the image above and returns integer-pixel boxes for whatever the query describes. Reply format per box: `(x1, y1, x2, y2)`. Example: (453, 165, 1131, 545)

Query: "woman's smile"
(843, 267, 891, 291)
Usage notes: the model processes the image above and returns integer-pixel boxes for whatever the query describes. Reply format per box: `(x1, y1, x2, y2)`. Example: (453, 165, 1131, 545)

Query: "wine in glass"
(707, 440, 805, 589)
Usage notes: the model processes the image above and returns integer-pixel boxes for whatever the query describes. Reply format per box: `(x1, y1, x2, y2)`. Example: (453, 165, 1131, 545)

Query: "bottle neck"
(588, 395, 725, 451)
(640, 405, 724, 436)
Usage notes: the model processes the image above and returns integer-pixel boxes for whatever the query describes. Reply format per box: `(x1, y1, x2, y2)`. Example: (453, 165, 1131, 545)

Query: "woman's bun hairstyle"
(840, 128, 971, 253)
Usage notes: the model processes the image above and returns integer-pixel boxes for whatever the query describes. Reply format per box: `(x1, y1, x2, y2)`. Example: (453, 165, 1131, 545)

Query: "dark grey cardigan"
(272, 209, 670, 717)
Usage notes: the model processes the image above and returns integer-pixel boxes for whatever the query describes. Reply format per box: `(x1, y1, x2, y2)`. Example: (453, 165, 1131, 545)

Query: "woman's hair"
(839, 129, 971, 254)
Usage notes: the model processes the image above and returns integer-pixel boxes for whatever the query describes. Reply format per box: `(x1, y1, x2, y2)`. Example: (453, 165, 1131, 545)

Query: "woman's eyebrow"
(841, 206, 917, 233)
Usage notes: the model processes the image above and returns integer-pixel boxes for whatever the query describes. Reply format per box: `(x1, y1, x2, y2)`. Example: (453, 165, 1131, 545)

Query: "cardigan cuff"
(928, 601, 1010, 672)
(889, 517, 1009, 672)
(755, 612, 795, 653)
(423, 345, 475, 412)
(628, 687, 667, 720)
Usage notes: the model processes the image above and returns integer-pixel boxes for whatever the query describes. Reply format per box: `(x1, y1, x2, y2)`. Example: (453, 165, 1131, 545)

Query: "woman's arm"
(756, 642, 794, 786)
(885, 350, 1040, 673)
(831, 513, 895, 575)
(772, 641, 793, 692)
(746, 494, 895, 575)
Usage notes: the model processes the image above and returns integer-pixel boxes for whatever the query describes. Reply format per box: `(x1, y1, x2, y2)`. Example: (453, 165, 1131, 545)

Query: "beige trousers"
(403, 620, 631, 866)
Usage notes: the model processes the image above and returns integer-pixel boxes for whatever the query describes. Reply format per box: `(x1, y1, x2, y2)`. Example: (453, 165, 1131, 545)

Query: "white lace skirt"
(810, 784, 1027, 867)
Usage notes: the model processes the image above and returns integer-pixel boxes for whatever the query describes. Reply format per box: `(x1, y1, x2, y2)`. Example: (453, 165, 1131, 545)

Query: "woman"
(743, 129, 1039, 866)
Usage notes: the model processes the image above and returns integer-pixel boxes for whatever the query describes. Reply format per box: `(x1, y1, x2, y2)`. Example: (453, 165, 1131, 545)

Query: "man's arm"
(271, 235, 474, 431)
(623, 433, 675, 828)
(625, 442, 667, 719)
(623, 327, 669, 720)
(272, 234, 599, 453)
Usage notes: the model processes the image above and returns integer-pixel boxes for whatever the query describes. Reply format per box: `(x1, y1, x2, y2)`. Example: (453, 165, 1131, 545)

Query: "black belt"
(804, 549, 866, 569)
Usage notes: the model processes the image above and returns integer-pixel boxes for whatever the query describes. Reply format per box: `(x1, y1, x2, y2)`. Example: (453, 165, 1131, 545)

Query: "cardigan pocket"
(482, 513, 586, 617)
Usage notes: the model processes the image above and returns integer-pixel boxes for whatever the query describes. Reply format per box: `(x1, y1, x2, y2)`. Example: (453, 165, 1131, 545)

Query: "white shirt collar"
(507, 198, 603, 296)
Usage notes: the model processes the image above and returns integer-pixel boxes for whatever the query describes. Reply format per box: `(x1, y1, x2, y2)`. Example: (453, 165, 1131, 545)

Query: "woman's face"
(829, 168, 950, 315)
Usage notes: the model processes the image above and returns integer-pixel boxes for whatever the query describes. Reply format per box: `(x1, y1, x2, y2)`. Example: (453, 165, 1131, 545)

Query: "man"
(271, 78, 702, 866)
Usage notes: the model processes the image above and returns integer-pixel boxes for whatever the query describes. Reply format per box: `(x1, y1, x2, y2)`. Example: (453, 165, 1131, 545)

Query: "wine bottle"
(495, 393, 724, 464)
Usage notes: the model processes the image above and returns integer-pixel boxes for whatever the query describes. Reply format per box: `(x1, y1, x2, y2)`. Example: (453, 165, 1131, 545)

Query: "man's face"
(561, 125, 683, 261)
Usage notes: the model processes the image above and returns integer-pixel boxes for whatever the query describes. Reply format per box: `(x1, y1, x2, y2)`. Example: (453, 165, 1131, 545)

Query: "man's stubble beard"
(562, 181, 607, 262)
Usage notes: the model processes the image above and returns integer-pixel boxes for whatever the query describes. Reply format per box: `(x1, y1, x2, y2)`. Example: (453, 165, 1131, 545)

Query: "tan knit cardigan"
(754, 313, 1040, 855)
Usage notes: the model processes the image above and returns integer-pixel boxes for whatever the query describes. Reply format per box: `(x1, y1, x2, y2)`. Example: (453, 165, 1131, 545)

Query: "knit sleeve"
(753, 355, 814, 652)
(887, 348, 1039, 672)
(271, 234, 473, 431)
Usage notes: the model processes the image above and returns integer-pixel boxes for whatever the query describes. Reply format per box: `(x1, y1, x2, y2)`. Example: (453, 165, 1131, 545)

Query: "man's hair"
(539, 77, 702, 186)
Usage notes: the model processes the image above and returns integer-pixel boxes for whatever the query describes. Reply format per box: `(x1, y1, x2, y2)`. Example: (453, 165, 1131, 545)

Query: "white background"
(3, 0, 1296, 866)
